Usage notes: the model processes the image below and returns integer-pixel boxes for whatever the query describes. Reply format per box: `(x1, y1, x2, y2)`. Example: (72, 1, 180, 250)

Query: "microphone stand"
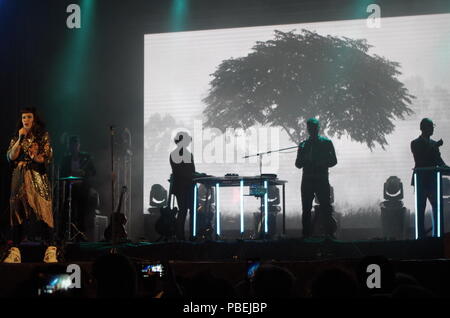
(243, 145, 299, 175)
(110, 126, 117, 252)
(243, 145, 299, 239)
(123, 128, 132, 237)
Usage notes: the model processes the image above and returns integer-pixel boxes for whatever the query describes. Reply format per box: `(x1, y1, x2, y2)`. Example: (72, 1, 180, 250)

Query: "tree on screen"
(202, 30, 414, 149)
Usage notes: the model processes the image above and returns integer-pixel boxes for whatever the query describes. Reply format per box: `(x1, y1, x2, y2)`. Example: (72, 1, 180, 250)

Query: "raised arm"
(7, 136, 21, 162)
(295, 143, 304, 169)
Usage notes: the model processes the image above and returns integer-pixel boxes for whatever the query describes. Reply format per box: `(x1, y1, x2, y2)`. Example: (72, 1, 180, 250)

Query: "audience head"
(251, 264, 296, 298)
(310, 267, 358, 298)
(92, 253, 137, 298)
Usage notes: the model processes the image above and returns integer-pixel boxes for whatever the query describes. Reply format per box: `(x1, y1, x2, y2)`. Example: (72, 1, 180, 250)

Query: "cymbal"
(58, 176, 84, 181)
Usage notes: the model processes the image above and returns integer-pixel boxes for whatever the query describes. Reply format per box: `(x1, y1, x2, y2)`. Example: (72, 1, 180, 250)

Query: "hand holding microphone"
(18, 127, 28, 142)
(8, 128, 28, 161)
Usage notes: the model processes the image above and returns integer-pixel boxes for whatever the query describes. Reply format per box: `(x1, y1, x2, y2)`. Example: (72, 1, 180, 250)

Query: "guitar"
(104, 186, 128, 242)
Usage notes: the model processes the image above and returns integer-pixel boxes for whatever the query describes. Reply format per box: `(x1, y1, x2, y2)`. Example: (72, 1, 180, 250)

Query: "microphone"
(19, 134, 25, 142)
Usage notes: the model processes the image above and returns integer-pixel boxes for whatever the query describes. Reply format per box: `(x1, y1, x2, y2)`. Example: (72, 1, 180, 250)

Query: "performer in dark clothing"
(170, 132, 196, 240)
(60, 135, 96, 240)
(295, 118, 337, 238)
(411, 118, 448, 238)
(60, 136, 96, 180)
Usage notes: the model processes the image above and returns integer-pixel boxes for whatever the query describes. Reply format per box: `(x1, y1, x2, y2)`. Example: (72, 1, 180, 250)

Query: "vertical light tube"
(414, 173, 418, 240)
(216, 183, 220, 236)
(240, 179, 244, 235)
(264, 180, 268, 234)
(193, 183, 198, 237)
(437, 171, 441, 238)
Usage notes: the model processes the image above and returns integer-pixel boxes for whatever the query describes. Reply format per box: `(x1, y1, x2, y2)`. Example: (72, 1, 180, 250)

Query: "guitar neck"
(115, 187, 127, 213)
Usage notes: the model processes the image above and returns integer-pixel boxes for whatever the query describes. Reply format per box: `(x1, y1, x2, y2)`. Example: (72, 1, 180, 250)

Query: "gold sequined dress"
(7, 132, 54, 228)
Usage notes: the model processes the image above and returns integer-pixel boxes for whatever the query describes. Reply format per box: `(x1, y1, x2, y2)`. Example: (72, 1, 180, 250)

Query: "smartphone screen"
(37, 274, 72, 295)
(142, 263, 165, 278)
(247, 261, 260, 280)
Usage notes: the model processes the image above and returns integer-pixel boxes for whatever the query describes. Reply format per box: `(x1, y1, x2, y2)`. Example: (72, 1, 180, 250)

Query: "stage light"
(437, 172, 441, 237)
(240, 179, 244, 234)
(193, 183, 198, 237)
(384, 176, 403, 200)
(173, 0, 188, 14)
(268, 185, 280, 205)
(264, 180, 268, 234)
(149, 184, 168, 208)
(253, 185, 281, 239)
(170, 0, 189, 32)
(48, 0, 96, 130)
(216, 183, 220, 237)
(194, 184, 216, 240)
(381, 176, 407, 240)
(414, 173, 418, 240)
(413, 171, 445, 239)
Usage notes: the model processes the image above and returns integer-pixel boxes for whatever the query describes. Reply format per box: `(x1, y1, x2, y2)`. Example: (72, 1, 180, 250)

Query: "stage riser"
(2, 237, 445, 263)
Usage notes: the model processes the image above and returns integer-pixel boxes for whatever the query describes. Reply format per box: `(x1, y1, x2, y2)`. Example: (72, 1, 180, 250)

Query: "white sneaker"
(43, 246, 58, 263)
(3, 247, 21, 263)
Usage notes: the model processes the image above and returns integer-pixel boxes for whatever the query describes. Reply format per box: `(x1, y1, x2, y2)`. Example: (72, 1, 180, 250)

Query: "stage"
(63, 237, 447, 262)
(1, 236, 446, 263)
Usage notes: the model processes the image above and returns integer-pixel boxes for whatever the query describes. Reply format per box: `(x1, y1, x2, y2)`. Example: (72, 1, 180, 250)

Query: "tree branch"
(280, 124, 298, 144)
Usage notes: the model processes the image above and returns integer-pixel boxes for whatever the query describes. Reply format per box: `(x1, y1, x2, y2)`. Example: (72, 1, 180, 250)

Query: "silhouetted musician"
(60, 135, 96, 241)
(411, 118, 448, 238)
(170, 131, 196, 241)
(295, 118, 337, 238)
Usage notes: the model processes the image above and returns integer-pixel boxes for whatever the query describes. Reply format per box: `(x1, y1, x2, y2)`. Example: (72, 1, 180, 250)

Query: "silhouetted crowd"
(9, 253, 437, 299)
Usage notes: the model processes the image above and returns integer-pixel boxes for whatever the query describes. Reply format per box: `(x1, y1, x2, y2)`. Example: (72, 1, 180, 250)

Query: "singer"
(3, 108, 57, 263)
(295, 118, 337, 238)
(411, 118, 448, 238)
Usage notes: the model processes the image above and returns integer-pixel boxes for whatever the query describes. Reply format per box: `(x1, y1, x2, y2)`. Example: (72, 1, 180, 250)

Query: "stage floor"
(1, 236, 446, 263)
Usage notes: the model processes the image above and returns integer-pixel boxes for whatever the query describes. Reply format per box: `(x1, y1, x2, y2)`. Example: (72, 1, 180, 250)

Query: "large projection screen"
(144, 14, 450, 226)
